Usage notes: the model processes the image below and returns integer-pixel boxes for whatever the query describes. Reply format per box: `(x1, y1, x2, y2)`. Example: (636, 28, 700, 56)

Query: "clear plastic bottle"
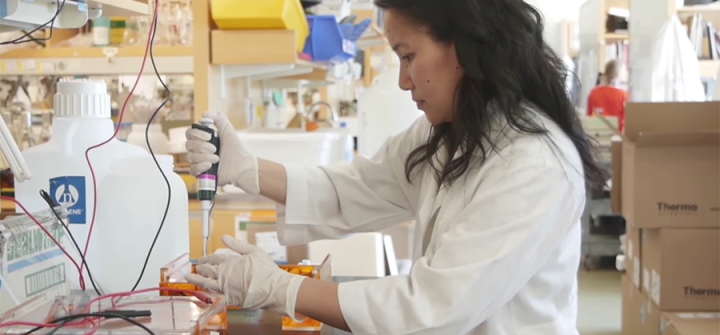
(94, 155, 189, 293)
(15, 79, 148, 290)
(126, 123, 172, 154)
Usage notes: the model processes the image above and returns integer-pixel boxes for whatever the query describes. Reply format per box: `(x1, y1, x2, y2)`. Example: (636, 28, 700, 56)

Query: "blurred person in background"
(587, 59, 628, 132)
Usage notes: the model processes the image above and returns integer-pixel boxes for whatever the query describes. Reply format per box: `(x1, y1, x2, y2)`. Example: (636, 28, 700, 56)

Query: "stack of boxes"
(616, 102, 720, 335)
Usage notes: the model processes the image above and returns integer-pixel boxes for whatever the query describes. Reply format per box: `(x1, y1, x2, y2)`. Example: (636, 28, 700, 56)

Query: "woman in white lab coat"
(184, 0, 607, 334)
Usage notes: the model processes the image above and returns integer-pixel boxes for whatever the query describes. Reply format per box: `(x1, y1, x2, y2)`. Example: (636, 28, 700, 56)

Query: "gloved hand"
(185, 112, 260, 195)
(185, 235, 307, 321)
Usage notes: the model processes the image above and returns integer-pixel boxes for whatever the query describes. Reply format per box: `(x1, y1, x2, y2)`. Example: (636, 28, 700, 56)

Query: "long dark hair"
(375, 0, 607, 193)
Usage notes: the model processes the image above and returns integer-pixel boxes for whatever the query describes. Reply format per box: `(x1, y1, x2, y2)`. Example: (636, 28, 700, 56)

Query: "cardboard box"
(381, 222, 415, 260)
(622, 102, 720, 229)
(622, 275, 663, 335)
(626, 228, 642, 289)
(246, 223, 308, 265)
(641, 228, 720, 311)
(660, 312, 720, 335)
(611, 138, 623, 214)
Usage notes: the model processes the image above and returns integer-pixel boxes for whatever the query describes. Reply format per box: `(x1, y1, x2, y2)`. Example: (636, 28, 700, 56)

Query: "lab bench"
(227, 276, 373, 335)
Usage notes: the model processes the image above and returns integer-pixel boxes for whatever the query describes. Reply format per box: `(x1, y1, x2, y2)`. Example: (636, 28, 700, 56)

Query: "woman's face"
(383, 9, 463, 125)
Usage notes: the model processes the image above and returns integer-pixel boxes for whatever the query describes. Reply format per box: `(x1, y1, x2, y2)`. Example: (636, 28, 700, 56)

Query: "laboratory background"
(0, 0, 718, 334)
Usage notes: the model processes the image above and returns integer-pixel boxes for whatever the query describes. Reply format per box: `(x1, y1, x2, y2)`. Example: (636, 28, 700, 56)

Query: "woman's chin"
(423, 112, 448, 126)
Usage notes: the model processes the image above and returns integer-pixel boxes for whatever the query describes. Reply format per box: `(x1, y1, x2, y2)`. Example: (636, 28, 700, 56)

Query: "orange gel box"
(159, 253, 332, 331)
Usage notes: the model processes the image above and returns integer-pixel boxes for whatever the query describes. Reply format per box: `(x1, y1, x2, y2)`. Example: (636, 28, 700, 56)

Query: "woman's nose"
(398, 69, 414, 91)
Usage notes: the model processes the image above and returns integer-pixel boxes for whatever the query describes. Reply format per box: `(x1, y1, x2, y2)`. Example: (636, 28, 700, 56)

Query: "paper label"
(0, 220, 70, 314)
(255, 231, 287, 263)
(640, 304, 647, 324)
(659, 318, 666, 335)
(197, 178, 216, 191)
(234, 214, 251, 243)
(676, 312, 720, 319)
(49, 176, 86, 224)
(22, 61, 36, 73)
(3, 61, 19, 73)
(643, 268, 650, 292)
(39, 62, 55, 73)
(651, 270, 661, 305)
(633, 257, 640, 288)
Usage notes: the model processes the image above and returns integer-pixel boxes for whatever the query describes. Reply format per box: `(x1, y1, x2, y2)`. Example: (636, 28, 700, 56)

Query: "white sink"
(236, 128, 351, 167)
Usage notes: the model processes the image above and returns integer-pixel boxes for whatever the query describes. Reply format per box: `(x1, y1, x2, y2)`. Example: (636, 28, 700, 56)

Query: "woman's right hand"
(185, 112, 260, 195)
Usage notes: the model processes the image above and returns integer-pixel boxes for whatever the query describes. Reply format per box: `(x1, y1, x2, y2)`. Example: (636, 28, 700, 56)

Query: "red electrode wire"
(0, 287, 206, 333)
(0, 196, 87, 291)
(1, 0, 160, 292)
(83, 287, 213, 314)
(79, 2, 161, 284)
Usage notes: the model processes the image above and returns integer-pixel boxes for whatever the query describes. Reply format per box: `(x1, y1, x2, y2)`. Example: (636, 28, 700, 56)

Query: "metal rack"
(580, 115, 622, 270)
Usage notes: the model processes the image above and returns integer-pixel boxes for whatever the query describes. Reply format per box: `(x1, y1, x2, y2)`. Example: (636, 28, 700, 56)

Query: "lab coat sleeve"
(336, 138, 586, 335)
(276, 117, 427, 246)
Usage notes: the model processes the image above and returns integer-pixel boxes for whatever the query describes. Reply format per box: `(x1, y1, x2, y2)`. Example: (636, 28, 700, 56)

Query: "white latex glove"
(185, 235, 306, 320)
(185, 112, 260, 195)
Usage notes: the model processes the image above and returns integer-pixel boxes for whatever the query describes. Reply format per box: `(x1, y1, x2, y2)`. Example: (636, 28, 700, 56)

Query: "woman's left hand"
(185, 235, 306, 320)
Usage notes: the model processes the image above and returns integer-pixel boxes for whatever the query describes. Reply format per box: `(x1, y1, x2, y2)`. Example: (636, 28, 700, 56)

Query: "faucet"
(307, 101, 338, 126)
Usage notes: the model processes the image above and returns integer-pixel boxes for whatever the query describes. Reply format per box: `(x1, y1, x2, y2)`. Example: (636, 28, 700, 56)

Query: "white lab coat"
(277, 108, 586, 335)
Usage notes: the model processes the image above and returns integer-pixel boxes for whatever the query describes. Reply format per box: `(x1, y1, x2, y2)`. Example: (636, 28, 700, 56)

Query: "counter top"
(227, 277, 376, 335)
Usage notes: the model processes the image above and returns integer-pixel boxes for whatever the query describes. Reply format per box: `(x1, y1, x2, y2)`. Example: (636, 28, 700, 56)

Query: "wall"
(525, 0, 585, 53)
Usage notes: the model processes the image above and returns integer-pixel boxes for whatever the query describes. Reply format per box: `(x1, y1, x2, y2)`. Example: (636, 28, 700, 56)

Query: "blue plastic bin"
(303, 15, 357, 63)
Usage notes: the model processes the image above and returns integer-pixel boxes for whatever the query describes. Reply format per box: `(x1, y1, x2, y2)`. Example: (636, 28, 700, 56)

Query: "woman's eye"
(402, 54, 414, 63)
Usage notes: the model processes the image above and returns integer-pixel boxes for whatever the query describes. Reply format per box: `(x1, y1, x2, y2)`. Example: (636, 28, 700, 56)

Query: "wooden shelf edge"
(677, 5, 720, 13)
(699, 60, 720, 79)
(0, 46, 195, 59)
(604, 33, 628, 42)
(211, 30, 299, 65)
(89, 0, 149, 17)
(280, 67, 329, 81)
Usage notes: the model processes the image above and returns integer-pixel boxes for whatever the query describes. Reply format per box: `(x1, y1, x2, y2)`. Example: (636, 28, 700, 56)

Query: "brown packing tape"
(661, 312, 720, 335)
(624, 102, 720, 143)
(634, 132, 720, 147)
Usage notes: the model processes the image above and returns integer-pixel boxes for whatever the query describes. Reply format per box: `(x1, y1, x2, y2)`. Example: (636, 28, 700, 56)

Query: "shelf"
(88, 0, 149, 16)
(263, 67, 336, 89)
(698, 60, 720, 79)
(0, 46, 193, 59)
(210, 30, 328, 81)
(0, 46, 194, 75)
(211, 30, 299, 65)
(677, 5, 720, 14)
(262, 78, 336, 90)
(677, 5, 720, 29)
(604, 33, 628, 43)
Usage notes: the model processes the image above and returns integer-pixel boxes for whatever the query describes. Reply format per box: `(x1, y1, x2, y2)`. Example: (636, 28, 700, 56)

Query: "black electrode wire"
(39, 190, 104, 296)
(0, 0, 67, 46)
(21, 312, 156, 335)
(44, 319, 71, 335)
(130, 6, 173, 292)
(20, 31, 47, 47)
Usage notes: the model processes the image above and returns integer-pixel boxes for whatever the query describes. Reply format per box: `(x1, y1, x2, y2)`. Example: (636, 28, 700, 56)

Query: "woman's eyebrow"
(392, 43, 408, 53)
